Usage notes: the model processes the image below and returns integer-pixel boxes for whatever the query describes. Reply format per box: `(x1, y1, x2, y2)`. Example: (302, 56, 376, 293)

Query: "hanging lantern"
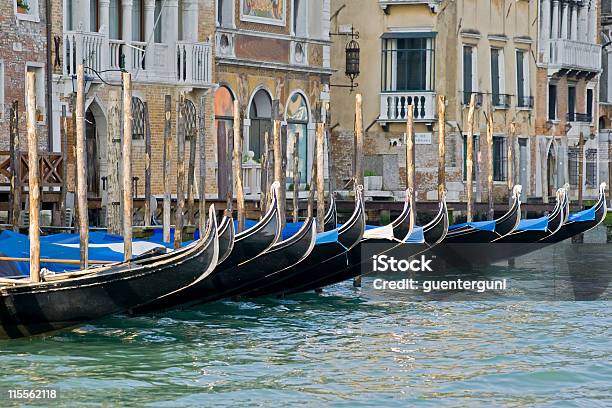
(345, 38, 360, 86)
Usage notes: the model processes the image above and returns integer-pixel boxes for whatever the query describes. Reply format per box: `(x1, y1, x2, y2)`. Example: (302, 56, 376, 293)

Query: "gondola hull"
(0, 211, 219, 339)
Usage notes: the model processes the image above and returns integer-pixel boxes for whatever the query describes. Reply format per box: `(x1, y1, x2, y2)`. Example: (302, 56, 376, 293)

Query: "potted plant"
(16, 0, 29, 13)
(364, 170, 383, 191)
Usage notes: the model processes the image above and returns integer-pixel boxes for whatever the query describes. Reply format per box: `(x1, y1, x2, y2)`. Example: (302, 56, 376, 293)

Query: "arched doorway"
(214, 86, 235, 199)
(547, 143, 557, 198)
(248, 89, 272, 160)
(85, 108, 100, 197)
(286, 92, 309, 185)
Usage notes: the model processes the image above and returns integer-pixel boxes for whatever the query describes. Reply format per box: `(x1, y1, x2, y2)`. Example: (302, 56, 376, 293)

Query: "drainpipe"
(45, 0, 53, 151)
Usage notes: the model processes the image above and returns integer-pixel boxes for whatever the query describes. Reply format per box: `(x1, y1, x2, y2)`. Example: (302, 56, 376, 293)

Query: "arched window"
(286, 93, 309, 184)
(131, 97, 145, 140)
(215, 86, 235, 198)
(248, 89, 272, 160)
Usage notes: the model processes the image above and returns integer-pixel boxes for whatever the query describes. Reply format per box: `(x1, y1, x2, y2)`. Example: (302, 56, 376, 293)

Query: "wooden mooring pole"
(273, 115, 285, 227)
(406, 103, 416, 228)
(354, 94, 364, 188)
(578, 132, 585, 209)
(122, 72, 133, 260)
(233, 100, 245, 232)
(60, 104, 68, 227)
(198, 96, 207, 232)
(107, 91, 121, 235)
(486, 109, 494, 220)
(76, 65, 89, 269)
(316, 122, 325, 233)
(162, 95, 172, 243)
(9, 101, 21, 233)
(175, 95, 186, 248)
(143, 102, 152, 227)
(187, 116, 197, 227)
(466, 94, 476, 222)
(260, 130, 270, 214)
(437, 95, 446, 200)
(508, 122, 516, 192)
(292, 131, 300, 223)
(26, 72, 40, 282)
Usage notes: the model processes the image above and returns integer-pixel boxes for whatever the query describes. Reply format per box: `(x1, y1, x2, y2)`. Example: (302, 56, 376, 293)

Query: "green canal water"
(0, 232, 611, 407)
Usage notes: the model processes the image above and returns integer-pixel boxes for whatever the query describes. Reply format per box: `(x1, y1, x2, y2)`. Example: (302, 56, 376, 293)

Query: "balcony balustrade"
(379, 91, 436, 122)
(548, 39, 601, 72)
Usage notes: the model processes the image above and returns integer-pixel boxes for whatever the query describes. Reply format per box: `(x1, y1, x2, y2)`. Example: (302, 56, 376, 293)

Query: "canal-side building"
(213, 0, 333, 199)
(329, 0, 602, 204)
(0, 0, 51, 176)
(51, 0, 215, 220)
(599, 0, 612, 186)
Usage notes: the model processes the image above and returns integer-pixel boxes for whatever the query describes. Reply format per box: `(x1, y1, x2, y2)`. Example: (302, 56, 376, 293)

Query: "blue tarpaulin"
(568, 207, 596, 222)
(404, 226, 425, 244)
(517, 216, 549, 231)
(316, 229, 339, 244)
(448, 220, 497, 232)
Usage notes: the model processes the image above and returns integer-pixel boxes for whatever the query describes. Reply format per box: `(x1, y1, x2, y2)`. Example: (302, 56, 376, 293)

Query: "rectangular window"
(587, 88, 594, 122)
(568, 85, 576, 121)
(491, 48, 501, 106)
(292, 0, 307, 36)
(463, 45, 474, 104)
(548, 83, 557, 120)
(381, 36, 434, 92)
(132, 0, 143, 41)
(90, 0, 99, 31)
(586, 148, 597, 186)
(109, 0, 121, 39)
(463, 134, 479, 181)
(66, 0, 74, 30)
(493, 136, 507, 181)
(516, 50, 525, 103)
(16, 0, 39, 20)
(568, 147, 579, 187)
(154, 0, 163, 42)
(26, 65, 45, 121)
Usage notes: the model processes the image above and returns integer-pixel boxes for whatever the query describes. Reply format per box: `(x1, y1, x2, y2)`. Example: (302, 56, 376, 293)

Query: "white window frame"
(0, 60, 5, 121)
(462, 44, 478, 105)
(490, 47, 506, 101)
(292, 0, 309, 38)
(25, 62, 46, 123)
(15, 0, 40, 22)
(217, 0, 235, 28)
(548, 80, 558, 121)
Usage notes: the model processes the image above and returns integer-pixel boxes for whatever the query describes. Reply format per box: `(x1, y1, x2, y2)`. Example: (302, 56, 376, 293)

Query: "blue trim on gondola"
(448, 220, 496, 232)
(568, 206, 597, 222)
(404, 226, 425, 243)
(516, 216, 549, 231)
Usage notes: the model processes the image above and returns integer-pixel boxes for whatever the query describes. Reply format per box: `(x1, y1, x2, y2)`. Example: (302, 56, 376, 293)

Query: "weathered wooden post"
(578, 132, 585, 209)
(26, 72, 40, 281)
(9, 101, 21, 232)
(163, 95, 172, 243)
(273, 109, 285, 227)
(106, 91, 121, 234)
(292, 131, 300, 222)
(198, 96, 207, 232)
(187, 116, 197, 227)
(226, 129, 234, 212)
(143, 102, 152, 227)
(76, 65, 89, 269)
(122, 72, 133, 260)
(486, 110, 494, 220)
(354, 94, 364, 187)
(175, 95, 186, 248)
(466, 94, 476, 221)
(260, 130, 270, 214)
(71, 97, 79, 234)
(325, 102, 336, 195)
(508, 122, 516, 192)
(233, 100, 245, 232)
(437, 95, 446, 200)
(307, 134, 317, 218)
(60, 105, 68, 227)
(316, 122, 325, 232)
(406, 104, 415, 192)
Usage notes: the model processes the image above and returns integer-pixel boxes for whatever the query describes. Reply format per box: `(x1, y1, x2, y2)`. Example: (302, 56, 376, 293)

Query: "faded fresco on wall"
(241, 0, 285, 26)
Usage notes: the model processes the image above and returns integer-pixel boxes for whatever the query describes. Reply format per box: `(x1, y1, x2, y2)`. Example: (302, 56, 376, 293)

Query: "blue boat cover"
(448, 220, 496, 232)
(316, 229, 339, 245)
(517, 216, 549, 231)
(568, 206, 597, 222)
(404, 226, 425, 244)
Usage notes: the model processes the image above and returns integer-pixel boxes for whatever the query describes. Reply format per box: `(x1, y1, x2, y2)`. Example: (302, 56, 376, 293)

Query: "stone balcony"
(63, 31, 213, 87)
(547, 39, 601, 75)
(378, 0, 440, 12)
(379, 91, 436, 123)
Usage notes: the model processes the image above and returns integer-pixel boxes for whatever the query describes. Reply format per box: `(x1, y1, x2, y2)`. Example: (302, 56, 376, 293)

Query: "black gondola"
(324, 194, 338, 231)
(0, 206, 220, 339)
(297, 191, 449, 293)
(130, 182, 283, 313)
(240, 186, 366, 298)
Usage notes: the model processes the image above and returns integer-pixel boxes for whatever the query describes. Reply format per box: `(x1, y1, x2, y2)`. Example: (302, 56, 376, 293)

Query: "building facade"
(213, 0, 333, 199)
(329, 0, 602, 204)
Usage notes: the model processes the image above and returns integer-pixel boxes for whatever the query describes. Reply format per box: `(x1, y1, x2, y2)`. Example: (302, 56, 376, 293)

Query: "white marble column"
(122, 0, 133, 69)
(182, 0, 199, 42)
(578, 5, 588, 42)
(144, 0, 155, 41)
(551, 0, 560, 40)
(560, 2, 569, 39)
(541, 0, 551, 61)
(570, 5, 578, 41)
